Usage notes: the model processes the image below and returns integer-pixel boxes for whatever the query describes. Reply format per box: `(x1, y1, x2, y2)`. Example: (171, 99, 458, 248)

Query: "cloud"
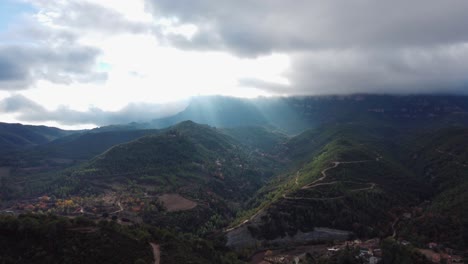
(285, 44, 468, 95)
(146, 0, 468, 55)
(25, 0, 154, 34)
(0, 0, 157, 91)
(147, 0, 468, 94)
(238, 78, 290, 94)
(0, 44, 107, 90)
(0, 94, 186, 126)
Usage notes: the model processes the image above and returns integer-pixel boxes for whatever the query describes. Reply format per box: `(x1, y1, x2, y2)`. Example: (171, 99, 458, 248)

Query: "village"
(1, 193, 466, 264)
(0, 192, 152, 225)
(250, 237, 465, 264)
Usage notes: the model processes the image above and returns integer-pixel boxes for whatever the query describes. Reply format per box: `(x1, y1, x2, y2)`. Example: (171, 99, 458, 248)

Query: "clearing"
(158, 193, 197, 212)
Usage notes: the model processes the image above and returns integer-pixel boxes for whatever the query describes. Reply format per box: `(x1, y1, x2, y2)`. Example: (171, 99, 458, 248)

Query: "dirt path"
(227, 157, 379, 232)
(283, 182, 376, 201)
(225, 207, 264, 232)
(300, 161, 340, 189)
(391, 217, 399, 238)
(284, 159, 377, 201)
(349, 183, 376, 192)
(294, 169, 302, 186)
(109, 200, 123, 215)
(150, 243, 160, 264)
(301, 160, 371, 190)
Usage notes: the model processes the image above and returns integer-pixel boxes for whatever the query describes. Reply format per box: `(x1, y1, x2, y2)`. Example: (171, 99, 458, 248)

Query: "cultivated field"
(158, 194, 197, 212)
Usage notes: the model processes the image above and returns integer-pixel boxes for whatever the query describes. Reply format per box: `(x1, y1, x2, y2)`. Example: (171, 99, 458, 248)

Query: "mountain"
(226, 123, 428, 248)
(3, 95, 468, 263)
(397, 127, 468, 249)
(77, 121, 275, 193)
(224, 122, 468, 255)
(150, 96, 276, 130)
(26, 121, 282, 233)
(6, 129, 161, 166)
(220, 126, 287, 152)
(0, 122, 73, 153)
(147, 95, 468, 136)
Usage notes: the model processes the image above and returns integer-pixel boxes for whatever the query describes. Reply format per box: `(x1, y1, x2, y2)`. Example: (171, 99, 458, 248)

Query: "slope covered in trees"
(2, 95, 468, 262)
(0, 122, 73, 154)
(0, 214, 244, 264)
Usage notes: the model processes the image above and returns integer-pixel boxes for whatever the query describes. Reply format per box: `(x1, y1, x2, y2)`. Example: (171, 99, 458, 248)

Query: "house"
(401, 240, 411, 246)
(24, 204, 35, 211)
(327, 247, 340, 252)
(360, 248, 370, 257)
(39, 195, 51, 202)
(403, 213, 412, 219)
(428, 242, 438, 249)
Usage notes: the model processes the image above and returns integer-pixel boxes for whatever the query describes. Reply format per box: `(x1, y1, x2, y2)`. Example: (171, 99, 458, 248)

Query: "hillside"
(0, 122, 73, 154)
(226, 125, 429, 248)
(24, 121, 283, 233)
(2, 96, 468, 262)
(77, 121, 275, 196)
(6, 129, 161, 167)
(220, 126, 288, 152)
(396, 128, 468, 249)
(0, 214, 243, 264)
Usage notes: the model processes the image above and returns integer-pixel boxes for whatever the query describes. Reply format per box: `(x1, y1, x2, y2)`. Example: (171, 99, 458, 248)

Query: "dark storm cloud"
(146, 0, 468, 54)
(285, 46, 468, 95)
(0, 44, 106, 90)
(147, 0, 468, 94)
(0, 95, 186, 126)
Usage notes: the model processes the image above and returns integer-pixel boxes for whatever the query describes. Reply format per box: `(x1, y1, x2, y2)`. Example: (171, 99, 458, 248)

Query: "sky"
(1, 0, 468, 129)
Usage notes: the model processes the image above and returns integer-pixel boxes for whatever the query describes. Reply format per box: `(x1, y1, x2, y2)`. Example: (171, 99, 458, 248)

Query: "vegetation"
(380, 238, 429, 264)
(3, 94, 468, 261)
(221, 126, 288, 152)
(0, 122, 72, 157)
(0, 214, 153, 264)
(0, 214, 244, 264)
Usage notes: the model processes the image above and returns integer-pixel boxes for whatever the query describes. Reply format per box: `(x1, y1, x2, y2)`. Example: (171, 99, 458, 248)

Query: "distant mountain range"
(91, 94, 468, 134)
(0, 123, 73, 153)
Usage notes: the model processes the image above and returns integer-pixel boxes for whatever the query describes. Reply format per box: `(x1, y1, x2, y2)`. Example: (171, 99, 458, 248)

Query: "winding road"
(150, 243, 160, 264)
(226, 156, 382, 232)
(284, 159, 378, 201)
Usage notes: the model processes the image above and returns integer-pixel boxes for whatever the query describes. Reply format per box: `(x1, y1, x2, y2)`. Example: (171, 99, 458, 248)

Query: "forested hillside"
(0, 214, 242, 264)
(0, 123, 73, 154)
(2, 95, 468, 263)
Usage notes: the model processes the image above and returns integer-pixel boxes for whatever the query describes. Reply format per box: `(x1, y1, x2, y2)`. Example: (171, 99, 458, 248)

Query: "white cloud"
(0, 0, 289, 127)
(146, 0, 468, 95)
(3, 0, 468, 128)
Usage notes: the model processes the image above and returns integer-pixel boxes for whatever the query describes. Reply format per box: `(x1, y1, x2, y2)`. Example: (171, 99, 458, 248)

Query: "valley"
(1, 95, 468, 263)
